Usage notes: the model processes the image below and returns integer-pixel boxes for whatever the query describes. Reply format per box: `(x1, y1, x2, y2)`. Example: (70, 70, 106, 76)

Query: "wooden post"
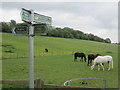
(35, 79, 44, 88)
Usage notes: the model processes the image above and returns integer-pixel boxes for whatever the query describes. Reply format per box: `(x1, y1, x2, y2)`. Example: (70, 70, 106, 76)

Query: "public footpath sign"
(21, 8, 31, 23)
(19, 8, 52, 89)
(21, 8, 52, 25)
(34, 13, 52, 25)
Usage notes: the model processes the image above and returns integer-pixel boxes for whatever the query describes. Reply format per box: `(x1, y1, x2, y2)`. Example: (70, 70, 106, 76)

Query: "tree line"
(0, 21, 111, 43)
(47, 27, 111, 43)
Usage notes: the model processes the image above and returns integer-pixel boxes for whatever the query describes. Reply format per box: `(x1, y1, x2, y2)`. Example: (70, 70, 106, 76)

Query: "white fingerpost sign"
(19, 8, 52, 89)
(21, 8, 31, 23)
(34, 13, 52, 25)
(21, 8, 52, 25)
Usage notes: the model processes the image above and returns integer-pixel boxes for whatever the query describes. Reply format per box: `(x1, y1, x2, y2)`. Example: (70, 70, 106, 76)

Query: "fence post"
(36, 79, 44, 88)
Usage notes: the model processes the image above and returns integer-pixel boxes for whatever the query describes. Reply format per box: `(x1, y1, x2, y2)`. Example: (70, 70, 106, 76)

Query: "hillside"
(2, 32, 117, 58)
(2, 32, 118, 88)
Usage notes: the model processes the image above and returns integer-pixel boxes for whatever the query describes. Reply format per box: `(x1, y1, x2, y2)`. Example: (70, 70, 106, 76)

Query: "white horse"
(91, 55, 113, 71)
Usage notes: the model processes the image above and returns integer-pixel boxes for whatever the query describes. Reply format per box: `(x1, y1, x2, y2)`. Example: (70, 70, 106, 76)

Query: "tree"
(1, 22, 12, 33)
(105, 38, 111, 43)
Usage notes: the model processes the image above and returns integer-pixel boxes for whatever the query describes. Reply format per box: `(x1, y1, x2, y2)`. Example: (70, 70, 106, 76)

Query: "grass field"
(2, 33, 118, 88)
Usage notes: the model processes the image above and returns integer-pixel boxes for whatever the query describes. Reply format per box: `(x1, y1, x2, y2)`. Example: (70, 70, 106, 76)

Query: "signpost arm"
(29, 10, 34, 89)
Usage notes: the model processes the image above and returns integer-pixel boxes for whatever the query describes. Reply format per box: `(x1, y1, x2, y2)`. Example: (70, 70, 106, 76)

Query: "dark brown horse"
(87, 54, 100, 66)
(74, 52, 86, 62)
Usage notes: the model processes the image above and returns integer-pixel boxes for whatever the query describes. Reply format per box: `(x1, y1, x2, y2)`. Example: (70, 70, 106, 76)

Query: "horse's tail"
(74, 53, 77, 61)
(84, 55, 87, 62)
(111, 59, 113, 69)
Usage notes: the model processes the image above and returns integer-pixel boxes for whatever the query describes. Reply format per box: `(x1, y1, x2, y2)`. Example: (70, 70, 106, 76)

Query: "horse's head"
(94, 54, 100, 59)
(91, 64, 94, 70)
(96, 54, 100, 56)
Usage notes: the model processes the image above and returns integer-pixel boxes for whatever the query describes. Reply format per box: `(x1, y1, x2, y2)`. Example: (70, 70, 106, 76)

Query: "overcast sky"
(0, 1, 118, 43)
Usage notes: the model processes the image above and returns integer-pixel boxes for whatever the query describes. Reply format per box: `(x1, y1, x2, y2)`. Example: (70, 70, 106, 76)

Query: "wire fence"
(64, 78, 107, 88)
(1, 79, 98, 88)
(2, 51, 75, 60)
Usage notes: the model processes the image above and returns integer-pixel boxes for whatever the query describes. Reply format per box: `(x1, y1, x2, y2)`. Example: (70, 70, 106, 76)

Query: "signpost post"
(28, 9, 34, 89)
(17, 8, 52, 89)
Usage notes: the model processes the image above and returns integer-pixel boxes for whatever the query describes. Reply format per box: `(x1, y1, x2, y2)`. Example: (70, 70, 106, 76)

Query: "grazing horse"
(91, 55, 113, 71)
(87, 54, 100, 66)
(74, 52, 86, 62)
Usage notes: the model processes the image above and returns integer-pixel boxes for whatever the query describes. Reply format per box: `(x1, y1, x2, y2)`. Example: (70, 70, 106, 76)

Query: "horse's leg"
(98, 64, 100, 71)
(81, 57, 83, 62)
(84, 56, 86, 62)
(87, 59, 89, 66)
(90, 60, 92, 66)
(80, 57, 83, 62)
(74, 58, 76, 62)
(74, 57, 77, 62)
(100, 63, 104, 71)
(80, 57, 81, 61)
(74, 57, 76, 62)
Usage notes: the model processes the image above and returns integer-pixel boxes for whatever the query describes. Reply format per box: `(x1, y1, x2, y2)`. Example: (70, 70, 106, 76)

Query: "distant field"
(2, 33, 118, 88)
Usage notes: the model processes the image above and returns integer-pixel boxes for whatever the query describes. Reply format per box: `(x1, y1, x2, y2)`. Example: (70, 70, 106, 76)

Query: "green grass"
(2, 33, 118, 88)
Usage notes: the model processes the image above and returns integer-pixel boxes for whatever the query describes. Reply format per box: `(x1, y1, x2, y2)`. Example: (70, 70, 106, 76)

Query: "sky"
(0, 0, 119, 43)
